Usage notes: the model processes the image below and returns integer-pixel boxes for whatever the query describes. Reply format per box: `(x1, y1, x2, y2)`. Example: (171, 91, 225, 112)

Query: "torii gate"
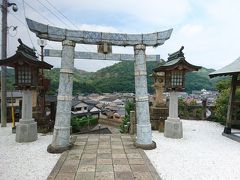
(26, 18, 173, 152)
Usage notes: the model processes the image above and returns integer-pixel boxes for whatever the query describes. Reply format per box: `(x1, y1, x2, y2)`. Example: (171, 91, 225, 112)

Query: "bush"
(119, 115, 130, 133)
(178, 98, 203, 120)
(119, 100, 135, 133)
(71, 116, 98, 132)
(214, 88, 230, 123)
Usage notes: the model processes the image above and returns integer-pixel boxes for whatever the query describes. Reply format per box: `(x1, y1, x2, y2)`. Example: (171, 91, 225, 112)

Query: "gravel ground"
(145, 120, 240, 180)
(2, 120, 240, 180)
(0, 124, 60, 180)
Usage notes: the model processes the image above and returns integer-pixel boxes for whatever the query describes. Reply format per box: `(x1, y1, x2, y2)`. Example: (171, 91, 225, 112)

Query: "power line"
(9, 12, 35, 49)
(10, 9, 60, 53)
(40, 0, 96, 52)
(21, 0, 35, 49)
(44, 0, 78, 29)
(35, 0, 70, 28)
(38, 1, 96, 52)
(19, 0, 96, 53)
(9, 12, 26, 26)
(20, 0, 55, 25)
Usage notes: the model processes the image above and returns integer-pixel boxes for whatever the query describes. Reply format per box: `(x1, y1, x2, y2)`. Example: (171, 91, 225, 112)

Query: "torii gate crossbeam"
(26, 18, 173, 153)
(27, 19, 172, 47)
(44, 49, 161, 62)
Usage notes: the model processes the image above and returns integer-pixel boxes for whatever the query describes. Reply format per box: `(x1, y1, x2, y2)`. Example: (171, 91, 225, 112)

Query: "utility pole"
(1, 0, 8, 127)
(1, 0, 18, 127)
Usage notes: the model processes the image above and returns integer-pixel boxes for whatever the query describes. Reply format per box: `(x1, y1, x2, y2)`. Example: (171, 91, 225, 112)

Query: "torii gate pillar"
(134, 44, 156, 149)
(47, 40, 75, 153)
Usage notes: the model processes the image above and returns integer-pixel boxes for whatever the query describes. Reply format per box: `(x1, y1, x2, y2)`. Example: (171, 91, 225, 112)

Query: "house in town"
(71, 99, 101, 118)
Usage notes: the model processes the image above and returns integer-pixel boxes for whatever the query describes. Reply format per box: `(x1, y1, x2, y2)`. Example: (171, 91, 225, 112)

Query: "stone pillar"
(164, 91, 183, 139)
(134, 44, 156, 150)
(16, 90, 37, 142)
(48, 40, 75, 153)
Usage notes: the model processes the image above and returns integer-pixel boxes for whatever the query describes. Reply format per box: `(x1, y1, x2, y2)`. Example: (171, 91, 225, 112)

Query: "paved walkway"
(47, 134, 161, 180)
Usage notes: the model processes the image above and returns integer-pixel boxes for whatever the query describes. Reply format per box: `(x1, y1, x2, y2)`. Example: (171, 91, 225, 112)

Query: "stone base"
(223, 127, 231, 134)
(134, 141, 156, 150)
(222, 132, 240, 143)
(164, 118, 183, 139)
(12, 126, 16, 134)
(16, 120, 38, 143)
(47, 143, 74, 154)
(150, 106, 168, 131)
(47, 136, 76, 154)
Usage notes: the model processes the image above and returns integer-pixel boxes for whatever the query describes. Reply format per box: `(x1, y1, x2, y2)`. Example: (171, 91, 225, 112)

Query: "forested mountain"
(5, 61, 222, 94)
(185, 68, 215, 92)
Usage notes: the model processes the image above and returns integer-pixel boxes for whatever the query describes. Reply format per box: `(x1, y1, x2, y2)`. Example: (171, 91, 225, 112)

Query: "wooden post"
(224, 74, 238, 134)
(130, 111, 136, 135)
(202, 98, 207, 120)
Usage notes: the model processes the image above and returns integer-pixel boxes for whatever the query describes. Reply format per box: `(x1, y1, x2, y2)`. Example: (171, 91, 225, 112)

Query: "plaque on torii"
(26, 18, 173, 152)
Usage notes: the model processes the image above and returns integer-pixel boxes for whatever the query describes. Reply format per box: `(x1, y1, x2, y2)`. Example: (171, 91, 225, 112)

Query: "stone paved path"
(47, 134, 161, 180)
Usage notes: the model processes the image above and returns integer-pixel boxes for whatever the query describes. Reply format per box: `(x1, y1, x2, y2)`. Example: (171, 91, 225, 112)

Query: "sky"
(4, 0, 240, 72)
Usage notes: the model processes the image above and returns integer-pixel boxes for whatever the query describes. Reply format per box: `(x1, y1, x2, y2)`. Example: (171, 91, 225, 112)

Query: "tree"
(214, 79, 240, 124)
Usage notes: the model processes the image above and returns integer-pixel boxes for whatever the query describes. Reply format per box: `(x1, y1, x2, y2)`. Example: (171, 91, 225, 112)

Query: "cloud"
(5, 0, 240, 72)
(51, 0, 191, 26)
(78, 24, 119, 33)
(200, 0, 240, 24)
(179, 24, 203, 37)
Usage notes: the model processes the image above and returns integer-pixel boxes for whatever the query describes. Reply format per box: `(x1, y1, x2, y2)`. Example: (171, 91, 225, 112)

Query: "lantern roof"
(209, 57, 240, 78)
(153, 46, 201, 72)
(0, 39, 53, 69)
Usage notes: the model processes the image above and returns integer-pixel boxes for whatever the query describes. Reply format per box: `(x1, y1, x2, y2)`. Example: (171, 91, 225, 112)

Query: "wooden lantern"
(0, 39, 53, 90)
(15, 61, 39, 89)
(165, 67, 185, 91)
(153, 46, 201, 92)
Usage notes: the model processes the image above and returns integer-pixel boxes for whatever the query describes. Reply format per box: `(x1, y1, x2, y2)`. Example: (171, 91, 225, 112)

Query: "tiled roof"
(209, 57, 240, 78)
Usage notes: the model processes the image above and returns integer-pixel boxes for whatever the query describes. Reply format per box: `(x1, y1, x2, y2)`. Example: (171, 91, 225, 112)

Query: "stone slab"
(164, 119, 183, 139)
(16, 121, 38, 143)
(75, 172, 95, 180)
(55, 173, 75, 180)
(78, 165, 96, 172)
(113, 165, 131, 172)
(97, 158, 113, 165)
(112, 154, 126, 159)
(128, 158, 145, 165)
(130, 164, 149, 172)
(47, 134, 162, 180)
(96, 165, 113, 172)
(126, 153, 142, 159)
(113, 158, 129, 165)
(133, 172, 154, 180)
(115, 172, 134, 180)
(80, 158, 97, 165)
(95, 172, 114, 180)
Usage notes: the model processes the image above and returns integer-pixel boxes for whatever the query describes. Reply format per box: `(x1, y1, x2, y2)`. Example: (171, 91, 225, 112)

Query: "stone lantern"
(153, 46, 201, 138)
(0, 39, 53, 142)
(149, 71, 168, 131)
(151, 71, 165, 106)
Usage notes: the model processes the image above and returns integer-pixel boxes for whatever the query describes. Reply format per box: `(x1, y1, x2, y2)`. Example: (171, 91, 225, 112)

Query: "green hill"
(89, 61, 159, 93)
(4, 62, 223, 94)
